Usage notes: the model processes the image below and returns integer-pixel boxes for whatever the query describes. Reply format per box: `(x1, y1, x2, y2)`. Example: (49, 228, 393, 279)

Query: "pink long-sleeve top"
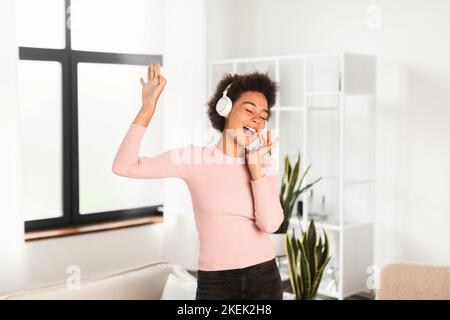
(112, 122, 284, 271)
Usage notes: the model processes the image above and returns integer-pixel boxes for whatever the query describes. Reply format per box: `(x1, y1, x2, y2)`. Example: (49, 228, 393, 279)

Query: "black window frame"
(21, 0, 163, 232)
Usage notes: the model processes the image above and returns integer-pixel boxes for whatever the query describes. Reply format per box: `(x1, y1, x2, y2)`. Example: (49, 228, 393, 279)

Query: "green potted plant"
(269, 151, 321, 256)
(285, 219, 331, 300)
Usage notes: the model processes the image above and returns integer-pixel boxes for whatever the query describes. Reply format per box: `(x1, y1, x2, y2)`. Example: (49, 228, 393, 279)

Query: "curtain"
(0, 0, 25, 295)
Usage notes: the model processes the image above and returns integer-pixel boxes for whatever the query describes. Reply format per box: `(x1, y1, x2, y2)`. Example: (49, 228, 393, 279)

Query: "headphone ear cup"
(262, 120, 268, 135)
(257, 121, 268, 149)
(216, 96, 232, 117)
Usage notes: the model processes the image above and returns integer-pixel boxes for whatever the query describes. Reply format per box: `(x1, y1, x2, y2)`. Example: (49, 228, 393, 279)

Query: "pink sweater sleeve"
(112, 123, 187, 180)
(249, 157, 284, 233)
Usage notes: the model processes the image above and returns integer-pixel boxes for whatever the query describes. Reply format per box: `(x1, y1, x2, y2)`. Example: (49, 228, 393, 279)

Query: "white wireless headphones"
(215, 82, 233, 117)
(260, 120, 268, 136)
(247, 120, 268, 150)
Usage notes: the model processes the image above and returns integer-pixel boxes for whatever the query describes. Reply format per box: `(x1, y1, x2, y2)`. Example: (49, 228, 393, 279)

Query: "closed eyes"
(245, 108, 267, 120)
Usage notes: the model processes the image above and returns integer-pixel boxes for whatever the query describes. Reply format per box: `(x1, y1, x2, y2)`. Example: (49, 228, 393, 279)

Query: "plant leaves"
(319, 228, 330, 268)
(287, 154, 300, 200)
(311, 255, 332, 297)
(298, 240, 311, 299)
(285, 232, 301, 297)
(306, 220, 317, 282)
(297, 177, 322, 195)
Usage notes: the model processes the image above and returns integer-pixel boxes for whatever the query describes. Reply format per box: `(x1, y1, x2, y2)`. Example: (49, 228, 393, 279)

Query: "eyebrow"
(242, 101, 269, 115)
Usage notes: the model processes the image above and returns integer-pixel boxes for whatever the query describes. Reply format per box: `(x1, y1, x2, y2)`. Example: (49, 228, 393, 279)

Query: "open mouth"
(243, 125, 257, 137)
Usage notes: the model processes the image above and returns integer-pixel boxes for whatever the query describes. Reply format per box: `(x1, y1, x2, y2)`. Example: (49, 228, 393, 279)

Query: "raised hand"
(140, 62, 167, 108)
(245, 129, 279, 181)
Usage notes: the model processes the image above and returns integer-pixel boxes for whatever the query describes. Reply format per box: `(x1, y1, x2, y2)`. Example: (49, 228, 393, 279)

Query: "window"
(17, 0, 165, 232)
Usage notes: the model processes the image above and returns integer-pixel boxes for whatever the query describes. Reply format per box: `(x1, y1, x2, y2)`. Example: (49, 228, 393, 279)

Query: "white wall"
(24, 224, 164, 289)
(0, 0, 25, 295)
(206, 0, 450, 266)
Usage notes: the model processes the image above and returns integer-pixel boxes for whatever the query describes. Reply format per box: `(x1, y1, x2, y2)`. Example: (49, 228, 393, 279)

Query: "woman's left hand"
(245, 129, 279, 181)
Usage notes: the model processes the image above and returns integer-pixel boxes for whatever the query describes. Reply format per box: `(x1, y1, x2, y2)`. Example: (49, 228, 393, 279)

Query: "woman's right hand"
(140, 62, 167, 109)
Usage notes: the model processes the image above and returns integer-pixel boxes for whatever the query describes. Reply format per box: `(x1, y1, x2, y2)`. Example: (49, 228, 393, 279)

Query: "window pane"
(15, 0, 66, 49)
(71, 0, 164, 54)
(77, 63, 165, 215)
(17, 61, 63, 221)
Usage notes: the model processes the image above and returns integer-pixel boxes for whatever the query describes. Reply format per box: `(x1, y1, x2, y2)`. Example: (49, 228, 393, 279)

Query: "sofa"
(376, 261, 450, 300)
(0, 261, 197, 300)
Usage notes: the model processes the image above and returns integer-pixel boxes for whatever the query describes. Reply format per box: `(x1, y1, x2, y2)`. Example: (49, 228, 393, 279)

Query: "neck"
(216, 132, 245, 158)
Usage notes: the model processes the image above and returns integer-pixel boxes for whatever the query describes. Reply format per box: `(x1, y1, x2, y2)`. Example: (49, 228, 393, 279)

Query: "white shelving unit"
(207, 53, 376, 300)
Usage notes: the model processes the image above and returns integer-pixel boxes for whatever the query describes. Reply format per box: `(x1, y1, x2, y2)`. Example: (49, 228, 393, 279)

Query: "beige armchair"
(0, 261, 196, 300)
(376, 261, 450, 300)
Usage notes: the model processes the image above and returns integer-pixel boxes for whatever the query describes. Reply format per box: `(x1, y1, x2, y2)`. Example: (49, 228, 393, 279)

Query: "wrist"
(142, 96, 157, 107)
(141, 101, 156, 113)
(250, 171, 265, 181)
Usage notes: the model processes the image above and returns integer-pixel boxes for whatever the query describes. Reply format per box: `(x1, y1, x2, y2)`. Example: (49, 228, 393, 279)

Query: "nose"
(251, 117, 265, 129)
(250, 116, 259, 124)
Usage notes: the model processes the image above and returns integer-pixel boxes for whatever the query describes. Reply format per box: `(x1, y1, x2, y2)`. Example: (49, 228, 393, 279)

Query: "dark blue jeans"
(195, 258, 283, 300)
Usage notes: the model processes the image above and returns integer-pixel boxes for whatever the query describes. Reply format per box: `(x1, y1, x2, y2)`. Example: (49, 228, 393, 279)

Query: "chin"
(235, 135, 256, 148)
(228, 128, 257, 148)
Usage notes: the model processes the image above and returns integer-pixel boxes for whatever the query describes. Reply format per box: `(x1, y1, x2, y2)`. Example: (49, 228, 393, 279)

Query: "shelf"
(317, 288, 340, 299)
(209, 53, 376, 300)
(273, 106, 306, 111)
(293, 177, 374, 183)
(274, 106, 340, 111)
(289, 217, 373, 232)
(308, 106, 339, 111)
(305, 91, 342, 96)
(308, 175, 339, 180)
(344, 179, 375, 185)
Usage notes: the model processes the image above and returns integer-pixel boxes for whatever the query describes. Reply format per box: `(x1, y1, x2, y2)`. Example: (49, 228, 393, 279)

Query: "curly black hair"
(207, 71, 278, 132)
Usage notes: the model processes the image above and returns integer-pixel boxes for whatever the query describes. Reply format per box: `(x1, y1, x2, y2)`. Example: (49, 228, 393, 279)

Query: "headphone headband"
(223, 82, 232, 96)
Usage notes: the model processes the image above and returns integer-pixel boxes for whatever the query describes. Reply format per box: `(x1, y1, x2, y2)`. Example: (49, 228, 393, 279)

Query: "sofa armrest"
(376, 261, 450, 300)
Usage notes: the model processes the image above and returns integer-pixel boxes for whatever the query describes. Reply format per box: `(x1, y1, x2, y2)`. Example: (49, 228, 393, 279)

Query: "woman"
(112, 62, 284, 300)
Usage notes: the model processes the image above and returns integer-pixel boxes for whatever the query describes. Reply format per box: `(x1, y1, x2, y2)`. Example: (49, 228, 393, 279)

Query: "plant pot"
(283, 292, 322, 300)
(268, 232, 287, 257)
(282, 291, 296, 300)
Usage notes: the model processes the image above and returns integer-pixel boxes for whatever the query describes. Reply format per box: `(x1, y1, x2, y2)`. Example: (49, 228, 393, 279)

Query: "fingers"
(147, 63, 153, 81)
(147, 62, 162, 83)
(145, 62, 165, 87)
(258, 137, 279, 157)
(259, 127, 269, 149)
(259, 133, 266, 148)
(156, 62, 160, 83)
(140, 78, 145, 87)
(153, 62, 160, 83)
(159, 74, 167, 86)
